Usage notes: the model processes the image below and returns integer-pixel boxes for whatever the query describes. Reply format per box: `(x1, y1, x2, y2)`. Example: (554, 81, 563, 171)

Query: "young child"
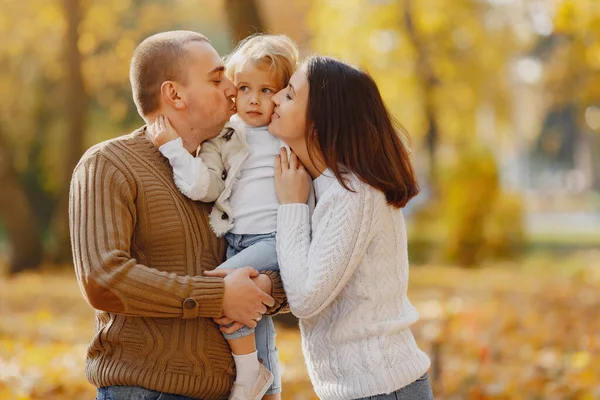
(149, 34, 301, 400)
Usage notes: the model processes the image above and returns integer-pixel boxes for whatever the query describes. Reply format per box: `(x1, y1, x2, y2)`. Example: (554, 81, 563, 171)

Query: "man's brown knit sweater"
(69, 128, 287, 399)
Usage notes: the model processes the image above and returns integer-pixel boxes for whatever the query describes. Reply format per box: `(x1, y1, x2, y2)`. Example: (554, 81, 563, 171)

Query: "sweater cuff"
(187, 277, 225, 318)
(262, 270, 290, 316)
(277, 203, 309, 228)
(158, 137, 184, 156)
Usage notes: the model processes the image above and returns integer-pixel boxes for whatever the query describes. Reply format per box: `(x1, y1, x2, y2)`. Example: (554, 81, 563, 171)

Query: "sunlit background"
(1, 0, 599, 399)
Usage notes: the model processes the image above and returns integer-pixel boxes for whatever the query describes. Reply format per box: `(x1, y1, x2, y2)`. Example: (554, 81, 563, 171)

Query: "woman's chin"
(268, 120, 279, 134)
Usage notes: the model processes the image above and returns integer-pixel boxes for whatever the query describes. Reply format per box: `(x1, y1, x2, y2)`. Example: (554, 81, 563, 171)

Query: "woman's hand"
(274, 148, 311, 204)
(147, 115, 180, 147)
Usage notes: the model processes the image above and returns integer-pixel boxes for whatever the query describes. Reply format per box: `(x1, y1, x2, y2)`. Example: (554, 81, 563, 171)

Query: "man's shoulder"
(76, 128, 146, 170)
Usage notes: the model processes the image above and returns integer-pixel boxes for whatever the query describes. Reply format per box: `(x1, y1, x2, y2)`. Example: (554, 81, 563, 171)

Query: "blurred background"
(1, 0, 599, 399)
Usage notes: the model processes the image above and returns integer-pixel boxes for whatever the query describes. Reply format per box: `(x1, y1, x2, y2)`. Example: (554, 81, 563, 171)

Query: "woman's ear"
(160, 81, 186, 110)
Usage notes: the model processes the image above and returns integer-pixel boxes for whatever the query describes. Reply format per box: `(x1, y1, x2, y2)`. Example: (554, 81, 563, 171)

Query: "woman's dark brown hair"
(304, 55, 419, 208)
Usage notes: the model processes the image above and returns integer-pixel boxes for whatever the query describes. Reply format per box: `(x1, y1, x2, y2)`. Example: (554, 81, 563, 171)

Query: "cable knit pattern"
(69, 127, 289, 399)
(276, 173, 430, 400)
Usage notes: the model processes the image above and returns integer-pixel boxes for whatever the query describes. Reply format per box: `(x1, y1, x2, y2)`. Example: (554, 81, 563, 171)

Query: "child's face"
(233, 62, 282, 127)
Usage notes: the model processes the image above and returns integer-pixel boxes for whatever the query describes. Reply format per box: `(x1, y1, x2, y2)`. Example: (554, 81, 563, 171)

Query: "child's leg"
(217, 234, 278, 272)
(254, 315, 281, 398)
(216, 234, 278, 353)
(217, 235, 278, 398)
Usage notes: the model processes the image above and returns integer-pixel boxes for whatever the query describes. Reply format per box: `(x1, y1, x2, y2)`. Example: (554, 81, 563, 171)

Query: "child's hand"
(147, 115, 180, 147)
(274, 148, 311, 204)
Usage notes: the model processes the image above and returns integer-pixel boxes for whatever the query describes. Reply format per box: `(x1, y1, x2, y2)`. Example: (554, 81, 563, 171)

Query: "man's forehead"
(186, 41, 224, 72)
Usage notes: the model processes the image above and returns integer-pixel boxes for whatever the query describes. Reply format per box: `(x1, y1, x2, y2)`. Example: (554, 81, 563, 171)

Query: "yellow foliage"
(2, 260, 600, 399)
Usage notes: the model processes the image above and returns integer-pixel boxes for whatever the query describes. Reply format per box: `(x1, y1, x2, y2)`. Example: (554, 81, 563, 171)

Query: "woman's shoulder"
(322, 173, 386, 208)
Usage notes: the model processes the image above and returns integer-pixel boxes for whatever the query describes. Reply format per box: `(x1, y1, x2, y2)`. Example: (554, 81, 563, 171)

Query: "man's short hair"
(130, 31, 209, 116)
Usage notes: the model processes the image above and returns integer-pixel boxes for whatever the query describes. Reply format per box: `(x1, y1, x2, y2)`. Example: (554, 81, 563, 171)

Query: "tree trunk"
(402, 0, 440, 193)
(51, 0, 88, 263)
(224, 0, 265, 42)
(0, 130, 43, 274)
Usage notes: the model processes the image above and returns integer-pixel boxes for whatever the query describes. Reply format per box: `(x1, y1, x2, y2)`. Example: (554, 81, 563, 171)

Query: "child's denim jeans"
(216, 231, 281, 395)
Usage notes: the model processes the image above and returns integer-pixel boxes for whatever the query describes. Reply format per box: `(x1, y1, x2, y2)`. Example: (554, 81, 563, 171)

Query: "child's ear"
(160, 81, 186, 110)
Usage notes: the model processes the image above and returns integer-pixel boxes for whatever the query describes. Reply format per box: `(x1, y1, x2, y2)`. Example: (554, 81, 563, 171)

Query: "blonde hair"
(224, 34, 299, 89)
(130, 30, 209, 116)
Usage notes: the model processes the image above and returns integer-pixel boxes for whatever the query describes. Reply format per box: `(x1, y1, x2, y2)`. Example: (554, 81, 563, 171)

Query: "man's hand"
(252, 273, 272, 296)
(213, 316, 245, 334)
(204, 267, 274, 328)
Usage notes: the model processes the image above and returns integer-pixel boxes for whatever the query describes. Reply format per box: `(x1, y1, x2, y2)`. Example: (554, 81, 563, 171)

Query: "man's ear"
(160, 81, 186, 110)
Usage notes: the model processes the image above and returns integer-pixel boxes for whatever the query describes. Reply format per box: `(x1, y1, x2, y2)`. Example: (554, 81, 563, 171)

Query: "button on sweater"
(69, 127, 288, 399)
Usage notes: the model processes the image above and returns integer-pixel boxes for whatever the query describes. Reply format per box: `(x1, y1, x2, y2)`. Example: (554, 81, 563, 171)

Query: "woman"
(269, 56, 434, 400)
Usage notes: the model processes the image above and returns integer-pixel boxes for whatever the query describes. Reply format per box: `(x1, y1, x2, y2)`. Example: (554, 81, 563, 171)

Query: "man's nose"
(224, 76, 236, 99)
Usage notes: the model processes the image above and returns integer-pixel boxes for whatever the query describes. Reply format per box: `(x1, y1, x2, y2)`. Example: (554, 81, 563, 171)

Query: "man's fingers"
(214, 316, 233, 325)
(203, 269, 232, 278)
(220, 322, 245, 334)
(239, 266, 259, 278)
(260, 292, 275, 308)
(243, 318, 258, 329)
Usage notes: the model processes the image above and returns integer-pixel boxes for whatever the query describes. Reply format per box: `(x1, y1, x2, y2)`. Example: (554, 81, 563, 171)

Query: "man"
(69, 31, 288, 400)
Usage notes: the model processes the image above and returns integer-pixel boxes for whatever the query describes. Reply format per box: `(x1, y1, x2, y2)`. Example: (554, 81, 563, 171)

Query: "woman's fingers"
(280, 147, 289, 170)
(274, 154, 282, 177)
(290, 152, 298, 170)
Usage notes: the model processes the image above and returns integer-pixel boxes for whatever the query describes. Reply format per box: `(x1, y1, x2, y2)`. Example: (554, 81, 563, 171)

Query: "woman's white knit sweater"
(276, 171, 430, 400)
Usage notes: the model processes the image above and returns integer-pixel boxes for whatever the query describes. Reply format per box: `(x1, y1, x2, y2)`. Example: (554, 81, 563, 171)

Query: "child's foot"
(229, 363, 274, 400)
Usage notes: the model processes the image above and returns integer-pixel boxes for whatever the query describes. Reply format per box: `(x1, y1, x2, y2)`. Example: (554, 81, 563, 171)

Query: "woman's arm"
(276, 185, 375, 319)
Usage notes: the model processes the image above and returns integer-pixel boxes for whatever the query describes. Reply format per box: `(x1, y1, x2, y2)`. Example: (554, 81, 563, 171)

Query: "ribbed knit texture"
(276, 173, 431, 400)
(69, 127, 288, 399)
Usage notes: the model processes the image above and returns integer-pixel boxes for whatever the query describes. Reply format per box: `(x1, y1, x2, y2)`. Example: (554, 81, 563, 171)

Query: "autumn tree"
(309, 0, 519, 192)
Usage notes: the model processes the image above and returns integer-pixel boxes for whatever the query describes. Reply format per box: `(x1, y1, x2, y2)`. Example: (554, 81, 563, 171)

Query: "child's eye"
(261, 88, 272, 94)
(239, 86, 249, 91)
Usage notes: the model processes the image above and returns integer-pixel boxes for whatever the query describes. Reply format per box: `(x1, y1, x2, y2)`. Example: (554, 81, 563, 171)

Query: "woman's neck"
(291, 144, 327, 179)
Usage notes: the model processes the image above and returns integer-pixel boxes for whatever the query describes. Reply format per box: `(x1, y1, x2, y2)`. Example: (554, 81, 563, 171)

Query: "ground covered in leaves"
(1, 253, 599, 400)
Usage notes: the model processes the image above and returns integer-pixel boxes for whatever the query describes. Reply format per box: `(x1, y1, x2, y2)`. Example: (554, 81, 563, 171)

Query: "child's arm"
(150, 116, 225, 202)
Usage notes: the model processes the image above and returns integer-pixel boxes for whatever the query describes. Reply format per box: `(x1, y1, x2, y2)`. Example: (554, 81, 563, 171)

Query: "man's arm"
(69, 152, 272, 325)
